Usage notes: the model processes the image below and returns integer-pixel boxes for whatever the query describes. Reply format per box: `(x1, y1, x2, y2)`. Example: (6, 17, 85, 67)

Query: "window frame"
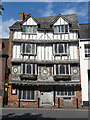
(84, 44, 90, 57)
(22, 25, 37, 34)
(53, 25, 69, 33)
(56, 87, 76, 97)
(55, 64, 71, 75)
(17, 89, 36, 101)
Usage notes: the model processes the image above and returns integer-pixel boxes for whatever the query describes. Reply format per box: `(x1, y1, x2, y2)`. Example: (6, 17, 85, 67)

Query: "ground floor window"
(17, 88, 35, 101)
(56, 87, 75, 97)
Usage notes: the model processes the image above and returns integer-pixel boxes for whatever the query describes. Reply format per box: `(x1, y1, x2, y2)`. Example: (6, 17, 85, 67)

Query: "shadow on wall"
(1, 112, 89, 120)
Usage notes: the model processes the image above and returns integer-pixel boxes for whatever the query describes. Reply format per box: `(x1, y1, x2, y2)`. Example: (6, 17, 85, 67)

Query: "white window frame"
(54, 64, 71, 75)
(84, 44, 90, 57)
(53, 25, 69, 33)
(17, 89, 36, 101)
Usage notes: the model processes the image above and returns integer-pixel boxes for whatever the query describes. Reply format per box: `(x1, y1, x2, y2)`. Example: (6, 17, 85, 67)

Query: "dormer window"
(22, 25, 37, 34)
(53, 25, 69, 33)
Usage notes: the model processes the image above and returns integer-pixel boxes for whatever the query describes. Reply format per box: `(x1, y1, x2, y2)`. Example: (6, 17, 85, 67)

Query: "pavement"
(0, 108, 90, 120)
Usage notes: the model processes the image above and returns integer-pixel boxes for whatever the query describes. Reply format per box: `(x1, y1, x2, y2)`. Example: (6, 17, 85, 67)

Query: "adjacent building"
(79, 24, 90, 106)
(0, 38, 9, 107)
(8, 12, 81, 108)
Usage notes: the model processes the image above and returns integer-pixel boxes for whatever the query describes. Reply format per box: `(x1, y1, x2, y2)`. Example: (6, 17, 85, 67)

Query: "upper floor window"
(54, 43, 68, 54)
(55, 64, 70, 75)
(22, 43, 36, 54)
(22, 64, 37, 75)
(22, 25, 37, 34)
(53, 25, 68, 33)
(85, 44, 90, 57)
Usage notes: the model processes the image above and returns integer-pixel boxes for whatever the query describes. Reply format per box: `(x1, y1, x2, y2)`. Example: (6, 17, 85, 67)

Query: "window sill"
(56, 95, 76, 98)
(17, 99, 36, 102)
(54, 32, 69, 35)
(53, 53, 68, 56)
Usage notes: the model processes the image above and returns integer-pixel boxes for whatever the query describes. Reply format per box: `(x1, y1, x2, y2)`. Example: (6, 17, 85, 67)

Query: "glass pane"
(22, 26, 26, 32)
(65, 87, 67, 96)
(32, 44, 35, 53)
(33, 64, 35, 74)
(59, 44, 63, 53)
(31, 91, 35, 100)
(60, 64, 65, 74)
(65, 44, 67, 53)
(68, 87, 71, 96)
(27, 64, 31, 74)
(56, 65, 58, 74)
(23, 43, 25, 53)
(33, 26, 37, 33)
(30, 26, 33, 33)
(23, 90, 26, 99)
(66, 65, 69, 74)
(27, 90, 30, 99)
(26, 44, 31, 53)
(55, 44, 57, 53)
(65, 25, 68, 32)
(57, 91, 60, 95)
(54, 26, 57, 33)
(23, 64, 25, 74)
(26, 26, 30, 32)
(61, 25, 64, 32)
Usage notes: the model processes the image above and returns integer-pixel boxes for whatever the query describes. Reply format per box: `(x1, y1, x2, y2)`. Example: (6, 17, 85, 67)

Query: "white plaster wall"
(79, 40, 90, 104)
(23, 17, 37, 25)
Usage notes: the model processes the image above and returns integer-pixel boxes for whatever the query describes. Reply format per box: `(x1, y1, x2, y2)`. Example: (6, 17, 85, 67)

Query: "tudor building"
(8, 12, 81, 108)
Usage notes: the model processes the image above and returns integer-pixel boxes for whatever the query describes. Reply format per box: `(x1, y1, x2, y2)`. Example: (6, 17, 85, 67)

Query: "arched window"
(60, 64, 65, 74)
(26, 44, 31, 53)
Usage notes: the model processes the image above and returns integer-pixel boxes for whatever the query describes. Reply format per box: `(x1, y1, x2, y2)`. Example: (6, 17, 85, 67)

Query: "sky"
(0, 2, 89, 38)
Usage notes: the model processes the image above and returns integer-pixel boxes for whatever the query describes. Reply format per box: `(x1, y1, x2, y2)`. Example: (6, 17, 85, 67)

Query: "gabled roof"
(9, 13, 79, 30)
(51, 14, 71, 25)
(20, 14, 38, 25)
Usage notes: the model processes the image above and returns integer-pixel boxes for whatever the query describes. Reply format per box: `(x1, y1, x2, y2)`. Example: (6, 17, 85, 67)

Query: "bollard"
(38, 98, 40, 108)
(58, 98, 60, 108)
(76, 98, 79, 109)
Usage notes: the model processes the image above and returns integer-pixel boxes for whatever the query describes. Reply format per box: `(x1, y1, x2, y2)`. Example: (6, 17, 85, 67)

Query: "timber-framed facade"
(8, 12, 81, 108)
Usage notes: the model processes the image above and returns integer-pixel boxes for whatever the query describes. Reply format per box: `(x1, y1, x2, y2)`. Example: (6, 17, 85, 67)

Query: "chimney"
(19, 12, 24, 21)
(24, 14, 28, 19)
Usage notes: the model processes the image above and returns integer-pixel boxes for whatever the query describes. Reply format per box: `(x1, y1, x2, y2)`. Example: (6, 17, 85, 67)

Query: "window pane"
(33, 64, 35, 74)
(23, 90, 26, 99)
(59, 44, 63, 53)
(30, 26, 33, 33)
(22, 43, 25, 53)
(26, 26, 30, 32)
(57, 91, 60, 95)
(32, 44, 35, 54)
(68, 87, 71, 96)
(27, 64, 31, 74)
(33, 26, 37, 33)
(61, 25, 64, 32)
(26, 44, 31, 53)
(23, 64, 25, 74)
(27, 90, 30, 99)
(54, 26, 57, 33)
(66, 65, 69, 74)
(55, 44, 57, 53)
(56, 65, 58, 74)
(65, 44, 67, 53)
(65, 87, 67, 95)
(65, 25, 68, 32)
(31, 91, 35, 100)
(60, 64, 65, 74)
(22, 26, 26, 32)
